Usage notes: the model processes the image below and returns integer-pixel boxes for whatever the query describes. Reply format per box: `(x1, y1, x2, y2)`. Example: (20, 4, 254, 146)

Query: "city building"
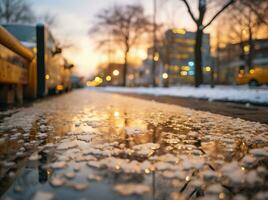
(137, 28, 212, 86)
(217, 39, 268, 85)
(135, 59, 165, 87)
(93, 63, 138, 86)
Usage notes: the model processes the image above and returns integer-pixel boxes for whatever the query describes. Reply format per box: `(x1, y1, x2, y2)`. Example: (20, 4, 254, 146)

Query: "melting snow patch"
(113, 183, 150, 196)
(50, 161, 67, 169)
(250, 148, 268, 158)
(32, 192, 54, 200)
(57, 140, 78, 150)
(125, 127, 144, 135)
(50, 177, 65, 187)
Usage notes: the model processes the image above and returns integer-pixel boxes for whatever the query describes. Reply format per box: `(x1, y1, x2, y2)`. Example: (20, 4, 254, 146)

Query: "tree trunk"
(194, 27, 204, 87)
(247, 27, 254, 71)
(151, 0, 157, 87)
(122, 45, 129, 87)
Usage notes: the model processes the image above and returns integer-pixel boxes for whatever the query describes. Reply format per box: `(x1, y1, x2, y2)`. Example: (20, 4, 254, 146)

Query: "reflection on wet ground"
(0, 90, 268, 200)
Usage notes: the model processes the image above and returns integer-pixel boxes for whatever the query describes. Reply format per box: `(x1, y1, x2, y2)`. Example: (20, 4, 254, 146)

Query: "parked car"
(236, 65, 268, 86)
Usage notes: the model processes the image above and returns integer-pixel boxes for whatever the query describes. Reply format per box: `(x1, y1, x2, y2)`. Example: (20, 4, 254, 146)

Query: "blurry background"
(1, 0, 268, 87)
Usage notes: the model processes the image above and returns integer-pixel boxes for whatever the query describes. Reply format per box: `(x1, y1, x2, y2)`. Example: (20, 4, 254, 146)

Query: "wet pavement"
(0, 89, 268, 200)
(114, 93, 268, 124)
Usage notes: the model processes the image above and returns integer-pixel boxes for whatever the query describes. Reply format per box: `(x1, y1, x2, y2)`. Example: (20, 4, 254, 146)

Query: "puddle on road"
(0, 90, 268, 200)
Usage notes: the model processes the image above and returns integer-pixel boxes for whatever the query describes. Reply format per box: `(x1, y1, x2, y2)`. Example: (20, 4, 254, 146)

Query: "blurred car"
(2, 24, 72, 96)
(71, 75, 85, 89)
(0, 26, 31, 104)
(236, 65, 268, 86)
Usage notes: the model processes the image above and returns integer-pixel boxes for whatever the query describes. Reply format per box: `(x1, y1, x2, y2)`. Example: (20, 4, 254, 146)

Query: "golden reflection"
(115, 165, 121, 170)
(144, 168, 150, 174)
(113, 111, 120, 118)
(113, 70, 120, 76)
(205, 66, 211, 72)
(185, 175, 191, 181)
(162, 73, 168, 79)
(106, 75, 112, 81)
(219, 192, 225, 199)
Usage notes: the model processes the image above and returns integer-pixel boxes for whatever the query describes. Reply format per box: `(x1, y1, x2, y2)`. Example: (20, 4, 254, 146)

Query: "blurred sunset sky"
(33, 0, 198, 77)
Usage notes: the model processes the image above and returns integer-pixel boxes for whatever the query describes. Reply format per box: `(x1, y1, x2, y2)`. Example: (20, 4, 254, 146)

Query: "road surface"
(113, 92, 268, 124)
(0, 90, 268, 200)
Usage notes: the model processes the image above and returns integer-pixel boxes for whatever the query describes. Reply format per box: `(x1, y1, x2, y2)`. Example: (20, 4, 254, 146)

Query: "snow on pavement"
(98, 86, 268, 104)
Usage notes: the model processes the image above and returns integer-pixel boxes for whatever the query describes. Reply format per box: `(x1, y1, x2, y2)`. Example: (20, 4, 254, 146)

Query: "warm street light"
(128, 74, 134, 80)
(95, 76, 103, 83)
(249, 69, 255, 74)
(172, 28, 186, 35)
(162, 73, 168, 79)
(153, 53, 159, 61)
(106, 75, 112, 81)
(205, 66, 211, 72)
(113, 70, 120, 76)
(243, 45, 250, 54)
(180, 71, 187, 76)
(182, 66, 190, 71)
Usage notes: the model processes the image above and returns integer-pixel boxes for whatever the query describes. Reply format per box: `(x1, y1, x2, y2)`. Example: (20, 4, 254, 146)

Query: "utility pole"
(151, 0, 157, 87)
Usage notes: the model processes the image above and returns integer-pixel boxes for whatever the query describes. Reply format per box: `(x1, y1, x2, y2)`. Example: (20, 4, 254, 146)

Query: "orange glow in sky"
(33, 0, 198, 78)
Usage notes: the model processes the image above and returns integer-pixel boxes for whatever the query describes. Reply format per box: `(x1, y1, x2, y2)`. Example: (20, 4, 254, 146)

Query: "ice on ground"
(77, 135, 94, 142)
(64, 172, 76, 179)
(255, 191, 268, 200)
(132, 143, 160, 157)
(50, 161, 67, 169)
(113, 183, 150, 196)
(241, 155, 256, 167)
(246, 170, 262, 185)
(220, 161, 245, 185)
(250, 148, 268, 158)
(0, 107, 43, 132)
(57, 140, 78, 150)
(32, 191, 54, 200)
(99, 86, 268, 104)
(50, 177, 65, 187)
(201, 170, 218, 182)
(71, 183, 88, 191)
(206, 184, 223, 194)
(125, 127, 144, 135)
(87, 174, 102, 181)
(1, 90, 268, 199)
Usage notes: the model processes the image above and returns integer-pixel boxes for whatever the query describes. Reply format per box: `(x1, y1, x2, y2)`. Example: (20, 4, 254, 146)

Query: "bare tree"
(179, 0, 236, 87)
(239, 0, 268, 70)
(0, 0, 35, 23)
(241, 0, 268, 26)
(218, 0, 268, 71)
(38, 12, 57, 27)
(90, 4, 151, 86)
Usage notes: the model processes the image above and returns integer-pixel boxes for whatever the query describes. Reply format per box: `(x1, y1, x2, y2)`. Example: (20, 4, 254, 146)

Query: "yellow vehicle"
(237, 65, 268, 86)
(0, 24, 73, 104)
(0, 26, 33, 104)
(3, 24, 73, 96)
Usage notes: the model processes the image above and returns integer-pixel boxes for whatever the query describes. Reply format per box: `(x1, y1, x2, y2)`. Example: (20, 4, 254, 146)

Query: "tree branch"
(203, 0, 236, 30)
(180, 0, 197, 23)
(242, 1, 268, 26)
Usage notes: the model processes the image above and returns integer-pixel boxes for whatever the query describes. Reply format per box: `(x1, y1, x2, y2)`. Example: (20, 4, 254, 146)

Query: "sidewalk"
(1, 90, 268, 200)
(112, 93, 268, 124)
(99, 85, 268, 105)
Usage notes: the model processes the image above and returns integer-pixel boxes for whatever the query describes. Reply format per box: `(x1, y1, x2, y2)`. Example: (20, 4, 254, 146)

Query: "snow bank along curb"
(97, 86, 268, 105)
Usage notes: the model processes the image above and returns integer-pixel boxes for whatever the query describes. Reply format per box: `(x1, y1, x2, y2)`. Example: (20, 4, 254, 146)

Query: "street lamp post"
(151, 0, 157, 87)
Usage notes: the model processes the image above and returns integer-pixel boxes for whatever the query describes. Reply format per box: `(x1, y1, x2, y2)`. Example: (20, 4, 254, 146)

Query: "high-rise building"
(136, 28, 212, 86)
(217, 39, 268, 85)
(161, 28, 211, 85)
